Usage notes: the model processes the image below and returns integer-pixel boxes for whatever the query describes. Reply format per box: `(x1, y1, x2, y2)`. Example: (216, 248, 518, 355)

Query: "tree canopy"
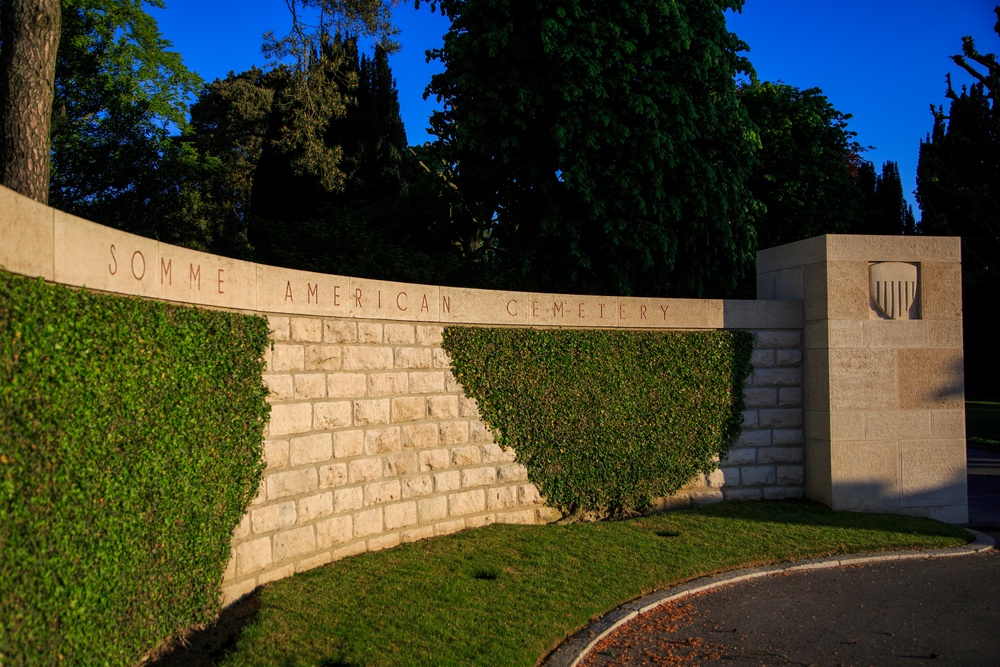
(423, 0, 760, 298)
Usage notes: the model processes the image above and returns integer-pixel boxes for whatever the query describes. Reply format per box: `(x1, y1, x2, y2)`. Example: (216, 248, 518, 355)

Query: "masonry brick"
(409, 371, 446, 394)
(741, 466, 777, 486)
(418, 496, 448, 522)
(486, 486, 518, 511)
(458, 396, 480, 418)
(755, 331, 802, 349)
(757, 447, 804, 464)
(470, 422, 495, 444)
(497, 463, 528, 482)
(419, 448, 450, 472)
(251, 502, 297, 534)
(384, 323, 416, 344)
(758, 409, 803, 429)
(744, 388, 778, 408)
(354, 399, 390, 426)
(386, 451, 419, 477)
(432, 348, 451, 369)
(273, 526, 316, 561)
(319, 463, 347, 488)
(481, 443, 504, 463)
(268, 315, 290, 341)
(385, 501, 418, 530)
(290, 318, 322, 342)
(435, 470, 461, 493)
(721, 448, 757, 465)
(451, 444, 480, 466)
(334, 430, 364, 458)
(402, 475, 433, 498)
(358, 322, 383, 343)
(752, 349, 775, 368)
(293, 373, 327, 399)
(772, 429, 804, 445)
(269, 403, 313, 436)
(313, 401, 352, 430)
(235, 537, 272, 577)
(334, 487, 363, 513)
(354, 508, 383, 537)
(297, 492, 334, 522)
(349, 458, 382, 483)
(365, 480, 401, 505)
(264, 440, 289, 470)
(395, 347, 433, 368)
(427, 395, 459, 419)
(449, 489, 485, 516)
(267, 468, 318, 499)
(776, 349, 803, 367)
(271, 344, 304, 371)
(328, 373, 366, 398)
(391, 397, 426, 423)
(734, 430, 771, 448)
(264, 375, 293, 401)
(342, 346, 393, 370)
(367, 372, 408, 397)
(365, 427, 401, 454)
(777, 465, 805, 486)
(754, 368, 803, 387)
(402, 423, 439, 449)
(441, 421, 471, 446)
(305, 345, 342, 371)
(324, 320, 357, 343)
(290, 433, 333, 466)
(415, 325, 444, 345)
(462, 467, 497, 488)
(316, 516, 353, 549)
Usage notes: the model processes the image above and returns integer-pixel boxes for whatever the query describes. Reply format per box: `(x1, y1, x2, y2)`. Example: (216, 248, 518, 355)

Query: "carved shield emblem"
(870, 262, 919, 320)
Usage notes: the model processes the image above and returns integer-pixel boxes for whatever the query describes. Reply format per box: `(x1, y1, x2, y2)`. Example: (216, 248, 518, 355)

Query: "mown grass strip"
(212, 501, 967, 667)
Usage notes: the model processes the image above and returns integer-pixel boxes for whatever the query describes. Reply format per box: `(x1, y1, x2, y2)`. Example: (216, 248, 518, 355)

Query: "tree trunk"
(0, 0, 60, 204)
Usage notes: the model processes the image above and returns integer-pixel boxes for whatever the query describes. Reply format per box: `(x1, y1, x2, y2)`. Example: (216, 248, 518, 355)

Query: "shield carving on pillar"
(869, 262, 919, 320)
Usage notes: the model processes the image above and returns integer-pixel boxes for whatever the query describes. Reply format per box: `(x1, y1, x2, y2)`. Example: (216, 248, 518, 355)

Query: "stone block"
(384, 323, 416, 344)
(354, 399, 391, 426)
(252, 502, 297, 534)
(395, 347, 433, 368)
(324, 320, 357, 343)
(385, 501, 418, 530)
(264, 375, 294, 401)
(435, 470, 461, 493)
(334, 487, 363, 513)
(358, 323, 383, 343)
(441, 421, 471, 446)
(863, 320, 928, 349)
(293, 554, 332, 575)
(267, 315, 290, 341)
(334, 430, 364, 458)
(365, 427, 401, 454)
(776, 465, 805, 486)
(391, 397, 426, 423)
(898, 349, 964, 410)
(777, 388, 802, 407)
(519, 484, 543, 505)
(402, 525, 436, 543)
(755, 330, 803, 349)
(368, 533, 402, 552)
(327, 373, 366, 399)
(744, 388, 778, 408)
(741, 466, 777, 486)
(742, 410, 758, 429)
(920, 261, 964, 320)
(333, 542, 368, 561)
(432, 348, 452, 369)
(458, 396, 481, 418)
(313, 401, 352, 430)
(290, 433, 333, 466)
(319, 463, 347, 488)
(267, 468, 318, 499)
(497, 463, 529, 482)
(900, 439, 967, 507)
(264, 440, 289, 470)
(753, 368, 803, 388)
(290, 318, 322, 342)
(721, 448, 756, 465)
(386, 451, 419, 477)
(409, 371, 446, 394)
(929, 320, 964, 349)
(354, 508, 383, 537)
(305, 345, 342, 371)
(734, 430, 771, 448)
(273, 526, 316, 561)
(293, 374, 327, 399)
(487, 486, 519, 511)
(865, 411, 931, 441)
(758, 409, 803, 429)
(499, 508, 540, 525)
(829, 440, 901, 512)
(235, 537, 272, 577)
(416, 325, 444, 345)
(367, 372, 408, 397)
(349, 459, 383, 484)
(269, 403, 313, 436)
(828, 349, 898, 411)
(342, 346, 393, 370)
(931, 410, 965, 438)
(233, 514, 252, 540)
(419, 448, 451, 472)
(402, 423, 440, 449)
(427, 396, 459, 419)
(366, 479, 402, 505)
(826, 260, 871, 320)
(776, 349, 803, 367)
(451, 444, 480, 466)
(418, 496, 449, 523)
(751, 349, 775, 368)
(297, 492, 334, 522)
(402, 475, 434, 498)
(718, 467, 740, 486)
(722, 488, 763, 501)
(763, 487, 805, 500)
(450, 490, 485, 516)
(481, 443, 504, 462)
(462, 467, 498, 488)
(469, 421, 496, 445)
(465, 514, 496, 529)
(271, 344, 305, 372)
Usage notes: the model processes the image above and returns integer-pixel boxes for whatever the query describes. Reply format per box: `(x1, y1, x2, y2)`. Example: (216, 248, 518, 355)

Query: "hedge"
(0, 269, 270, 666)
(442, 327, 754, 516)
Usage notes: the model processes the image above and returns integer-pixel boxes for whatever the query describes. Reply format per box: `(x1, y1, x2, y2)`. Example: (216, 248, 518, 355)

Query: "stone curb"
(540, 530, 995, 667)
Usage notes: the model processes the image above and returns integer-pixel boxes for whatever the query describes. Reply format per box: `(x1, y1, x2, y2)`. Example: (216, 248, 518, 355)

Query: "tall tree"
(739, 81, 863, 251)
(423, 0, 760, 298)
(0, 0, 61, 203)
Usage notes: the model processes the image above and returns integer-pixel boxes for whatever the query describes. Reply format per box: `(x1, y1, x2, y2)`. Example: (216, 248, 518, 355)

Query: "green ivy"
(0, 269, 270, 666)
(442, 327, 753, 516)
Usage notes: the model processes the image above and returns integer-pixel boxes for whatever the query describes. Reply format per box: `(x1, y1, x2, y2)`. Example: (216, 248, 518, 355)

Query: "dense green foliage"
(424, 0, 760, 298)
(185, 501, 966, 667)
(852, 160, 917, 236)
(0, 269, 271, 666)
(739, 81, 863, 249)
(917, 6, 999, 396)
(441, 327, 754, 514)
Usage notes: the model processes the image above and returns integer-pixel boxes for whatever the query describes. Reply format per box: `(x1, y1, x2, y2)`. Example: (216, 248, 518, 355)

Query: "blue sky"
(151, 0, 997, 215)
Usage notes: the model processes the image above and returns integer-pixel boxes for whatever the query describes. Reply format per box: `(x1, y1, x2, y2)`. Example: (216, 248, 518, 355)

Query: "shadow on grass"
(147, 591, 262, 667)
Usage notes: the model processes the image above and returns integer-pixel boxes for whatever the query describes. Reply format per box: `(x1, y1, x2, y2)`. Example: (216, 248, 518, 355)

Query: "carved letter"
(660, 305, 669, 320)
(307, 282, 318, 303)
(378, 290, 382, 309)
(285, 281, 293, 302)
(131, 251, 146, 281)
(189, 263, 201, 290)
(578, 302, 585, 318)
(109, 244, 118, 276)
(397, 291, 407, 311)
(552, 302, 564, 317)
(640, 304, 648, 320)
(506, 299, 518, 317)
(217, 269, 225, 294)
(334, 285, 341, 306)
(441, 295, 451, 313)
(421, 295, 430, 312)
(160, 258, 172, 285)
(599, 303, 605, 318)
(354, 288, 363, 307)
(619, 304, 626, 320)
(531, 301, 539, 317)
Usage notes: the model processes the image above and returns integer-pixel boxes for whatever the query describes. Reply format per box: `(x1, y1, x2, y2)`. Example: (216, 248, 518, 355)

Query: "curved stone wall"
(1, 184, 810, 602)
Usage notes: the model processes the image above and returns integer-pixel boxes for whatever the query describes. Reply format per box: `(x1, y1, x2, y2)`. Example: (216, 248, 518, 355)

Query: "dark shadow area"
(145, 590, 261, 667)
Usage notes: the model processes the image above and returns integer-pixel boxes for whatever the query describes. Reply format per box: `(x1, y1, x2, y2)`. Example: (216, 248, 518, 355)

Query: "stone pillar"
(757, 235, 967, 523)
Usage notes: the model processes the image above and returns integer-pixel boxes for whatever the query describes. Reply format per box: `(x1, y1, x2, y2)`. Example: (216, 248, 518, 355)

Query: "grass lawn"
(179, 501, 968, 667)
(967, 400, 1000, 450)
